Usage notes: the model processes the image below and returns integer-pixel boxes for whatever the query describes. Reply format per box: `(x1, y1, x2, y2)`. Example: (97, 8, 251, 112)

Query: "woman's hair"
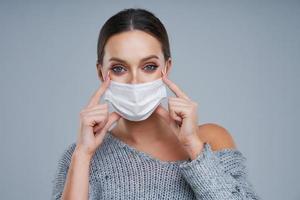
(96, 8, 171, 65)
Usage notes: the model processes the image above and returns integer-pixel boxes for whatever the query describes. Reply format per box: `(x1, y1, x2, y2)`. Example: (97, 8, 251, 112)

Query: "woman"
(51, 8, 260, 200)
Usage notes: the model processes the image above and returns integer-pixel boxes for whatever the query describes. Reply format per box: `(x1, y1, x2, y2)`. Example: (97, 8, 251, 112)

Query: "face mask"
(103, 77, 168, 121)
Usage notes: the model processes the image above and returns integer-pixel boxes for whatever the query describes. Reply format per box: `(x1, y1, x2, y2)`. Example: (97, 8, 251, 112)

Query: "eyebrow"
(108, 55, 159, 65)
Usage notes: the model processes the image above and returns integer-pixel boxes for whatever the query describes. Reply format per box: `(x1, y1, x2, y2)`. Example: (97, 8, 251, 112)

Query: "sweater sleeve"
(178, 142, 261, 200)
(51, 142, 77, 200)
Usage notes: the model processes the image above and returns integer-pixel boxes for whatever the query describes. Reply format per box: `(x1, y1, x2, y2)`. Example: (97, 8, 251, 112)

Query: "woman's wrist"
(188, 142, 204, 160)
(73, 146, 93, 162)
(181, 134, 205, 160)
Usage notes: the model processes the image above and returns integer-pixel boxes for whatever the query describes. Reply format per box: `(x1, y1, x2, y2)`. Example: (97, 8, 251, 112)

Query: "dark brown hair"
(96, 8, 171, 67)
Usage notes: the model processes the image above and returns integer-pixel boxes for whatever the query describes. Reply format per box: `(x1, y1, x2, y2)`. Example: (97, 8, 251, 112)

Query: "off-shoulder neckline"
(106, 131, 188, 165)
(105, 130, 241, 166)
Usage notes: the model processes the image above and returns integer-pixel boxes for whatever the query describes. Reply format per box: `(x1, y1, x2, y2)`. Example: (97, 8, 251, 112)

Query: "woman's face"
(97, 30, 171, 83)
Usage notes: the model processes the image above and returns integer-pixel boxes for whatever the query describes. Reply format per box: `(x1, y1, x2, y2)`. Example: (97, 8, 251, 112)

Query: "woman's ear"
(164, 58, 172, 76)
(96, 62, 105, 82)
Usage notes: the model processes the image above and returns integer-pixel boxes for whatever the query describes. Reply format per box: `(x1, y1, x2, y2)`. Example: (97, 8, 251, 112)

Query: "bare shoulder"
(197, 123, 237, 151)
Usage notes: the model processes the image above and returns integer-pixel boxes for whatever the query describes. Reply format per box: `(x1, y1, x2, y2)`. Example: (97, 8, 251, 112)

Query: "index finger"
(161, 72, 190, 100)
(86, 71, 111, 108)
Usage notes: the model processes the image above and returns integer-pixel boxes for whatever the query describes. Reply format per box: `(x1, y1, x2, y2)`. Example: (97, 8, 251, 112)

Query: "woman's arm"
(51, 143, 92, 200)
(178, 142, 261, 200)
(61, 146, 92, 200)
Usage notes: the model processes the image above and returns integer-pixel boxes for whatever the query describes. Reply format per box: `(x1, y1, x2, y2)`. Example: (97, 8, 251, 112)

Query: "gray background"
(0, 1, 299, 199)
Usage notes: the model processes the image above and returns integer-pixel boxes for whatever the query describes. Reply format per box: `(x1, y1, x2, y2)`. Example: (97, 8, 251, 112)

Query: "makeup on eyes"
(109, 62, 159, 75)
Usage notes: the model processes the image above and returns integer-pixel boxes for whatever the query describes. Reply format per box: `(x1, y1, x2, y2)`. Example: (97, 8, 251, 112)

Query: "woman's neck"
(110, 112, 172, 145)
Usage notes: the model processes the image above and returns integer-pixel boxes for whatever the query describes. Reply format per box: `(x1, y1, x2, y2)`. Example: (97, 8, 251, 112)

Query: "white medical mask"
(103, 77, 168, 121)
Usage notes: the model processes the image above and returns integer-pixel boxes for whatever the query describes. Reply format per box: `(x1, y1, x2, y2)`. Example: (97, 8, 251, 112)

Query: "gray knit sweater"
(51, 131, 261, 199)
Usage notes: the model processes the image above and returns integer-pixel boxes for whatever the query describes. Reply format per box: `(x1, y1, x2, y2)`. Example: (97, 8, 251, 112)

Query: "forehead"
(103, 30, 164, 61)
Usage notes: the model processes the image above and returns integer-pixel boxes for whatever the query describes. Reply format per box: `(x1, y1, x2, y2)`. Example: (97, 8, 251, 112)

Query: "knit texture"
(51, 131, 261, 199)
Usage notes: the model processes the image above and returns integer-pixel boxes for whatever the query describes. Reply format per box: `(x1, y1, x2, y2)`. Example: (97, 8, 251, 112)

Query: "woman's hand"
(155, 70, 204, 160)
(76, 71, 121, 158)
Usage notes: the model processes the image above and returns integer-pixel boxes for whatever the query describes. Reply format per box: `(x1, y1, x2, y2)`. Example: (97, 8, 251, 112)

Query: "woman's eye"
(110, 64, 158, 74)
(111, 65, 126, 74)
(143, 64, 158, 72)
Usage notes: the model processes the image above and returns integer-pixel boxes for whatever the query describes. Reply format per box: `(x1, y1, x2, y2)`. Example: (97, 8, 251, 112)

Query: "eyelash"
(110, 64, 159, 74)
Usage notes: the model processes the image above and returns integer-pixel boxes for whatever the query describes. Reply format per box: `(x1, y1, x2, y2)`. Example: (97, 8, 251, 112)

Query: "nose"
(128, 77, 140, 84)
(128, 71, 141, 84)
